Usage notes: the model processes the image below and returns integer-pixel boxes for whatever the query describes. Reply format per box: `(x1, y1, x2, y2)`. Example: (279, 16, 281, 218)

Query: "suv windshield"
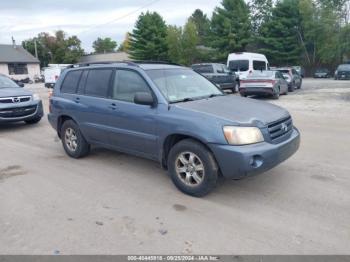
(146, 69, 223, 103)
(228, 60, 249, 72)
(0, 75, 19, 89)
(338, 64, 350, 71)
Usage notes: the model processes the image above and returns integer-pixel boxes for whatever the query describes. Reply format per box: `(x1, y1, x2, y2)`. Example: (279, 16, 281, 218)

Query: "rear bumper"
(208, 128, 300, 179)
(239, 87, 274, 96)
(217, 82, 236, 90)
(0, 101, 44, 123)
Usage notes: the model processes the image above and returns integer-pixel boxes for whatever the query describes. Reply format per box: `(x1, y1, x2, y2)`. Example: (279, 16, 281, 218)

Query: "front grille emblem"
(281, 123, 288, 132)
(12, 97, 20, 103)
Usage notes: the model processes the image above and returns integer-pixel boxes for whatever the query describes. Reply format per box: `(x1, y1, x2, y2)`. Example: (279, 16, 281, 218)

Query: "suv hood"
(0, 88, 32, 98)
(174, 95, 289, 126)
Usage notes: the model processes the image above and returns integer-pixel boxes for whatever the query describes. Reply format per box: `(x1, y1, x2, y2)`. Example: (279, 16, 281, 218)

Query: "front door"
(107, 69, 158, 159)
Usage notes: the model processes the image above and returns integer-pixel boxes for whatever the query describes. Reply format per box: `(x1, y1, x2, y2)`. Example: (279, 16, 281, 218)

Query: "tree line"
(22, 0, 350, 72)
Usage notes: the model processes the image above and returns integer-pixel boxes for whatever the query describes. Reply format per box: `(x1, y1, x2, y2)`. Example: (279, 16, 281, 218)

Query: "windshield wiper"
(207, 93, 225, 98)
(170, 97, 196, 104)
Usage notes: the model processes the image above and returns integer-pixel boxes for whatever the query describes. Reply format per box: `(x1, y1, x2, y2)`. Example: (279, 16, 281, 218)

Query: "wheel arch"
(161, 133, 217, 170)
(57, 115, 77, 138)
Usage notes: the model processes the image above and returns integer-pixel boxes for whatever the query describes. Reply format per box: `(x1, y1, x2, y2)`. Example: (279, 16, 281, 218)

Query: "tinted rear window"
(228, 60, 249, 72)
(61, 70, 82, 94)
(192, 65, 214, 74)
(84, 69, 113, 97)
(253, 60, 266, 70)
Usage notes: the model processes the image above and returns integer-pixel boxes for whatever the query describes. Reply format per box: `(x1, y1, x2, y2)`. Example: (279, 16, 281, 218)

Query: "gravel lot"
(0, 79, 349, 255)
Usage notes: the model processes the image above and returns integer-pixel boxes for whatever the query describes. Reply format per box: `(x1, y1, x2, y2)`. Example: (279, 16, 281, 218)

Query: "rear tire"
(167, 139, 218, 197)
(273, 88, 280, 99)
(289, 82, 295, 92)
(61, 120, 90, 158)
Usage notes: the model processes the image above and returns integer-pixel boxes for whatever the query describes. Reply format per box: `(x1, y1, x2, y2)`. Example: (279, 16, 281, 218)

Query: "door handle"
(74, 97, 80, 103)
(109, 103, 117, 110)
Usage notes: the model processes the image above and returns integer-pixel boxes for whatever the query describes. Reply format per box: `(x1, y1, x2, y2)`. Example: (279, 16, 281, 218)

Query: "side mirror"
(18, 82, 24, 87)
(134, 92, 154, 106)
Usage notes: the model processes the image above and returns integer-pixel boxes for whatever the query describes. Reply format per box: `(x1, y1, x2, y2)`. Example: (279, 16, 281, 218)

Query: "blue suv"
(48, 62, 300, 197)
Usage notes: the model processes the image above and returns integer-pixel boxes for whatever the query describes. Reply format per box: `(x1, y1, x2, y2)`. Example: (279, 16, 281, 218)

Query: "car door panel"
(107, 69, 158, 158)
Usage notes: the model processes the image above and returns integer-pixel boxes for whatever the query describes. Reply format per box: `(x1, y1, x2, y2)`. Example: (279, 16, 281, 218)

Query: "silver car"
(239, 71, 288, 99)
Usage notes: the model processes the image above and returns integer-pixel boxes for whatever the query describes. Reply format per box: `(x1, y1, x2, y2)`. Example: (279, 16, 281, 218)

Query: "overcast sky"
(0, 0, 221, 52)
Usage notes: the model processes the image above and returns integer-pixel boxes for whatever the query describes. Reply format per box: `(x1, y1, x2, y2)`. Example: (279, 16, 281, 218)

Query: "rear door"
(107, 69, 158, 159)
(76, 68, 114, 145)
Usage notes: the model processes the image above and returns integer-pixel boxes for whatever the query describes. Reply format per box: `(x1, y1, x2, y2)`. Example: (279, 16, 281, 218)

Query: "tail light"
(48, 89, 53, 113)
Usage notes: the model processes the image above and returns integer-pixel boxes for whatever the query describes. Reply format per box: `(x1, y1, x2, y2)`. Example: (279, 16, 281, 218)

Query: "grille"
(268, 116, 293, 142)
(0, 105, 37, 118)
(0, 96, 31, 104)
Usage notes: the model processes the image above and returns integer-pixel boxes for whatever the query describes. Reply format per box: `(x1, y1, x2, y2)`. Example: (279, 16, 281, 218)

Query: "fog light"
(249, 155, 263, 168)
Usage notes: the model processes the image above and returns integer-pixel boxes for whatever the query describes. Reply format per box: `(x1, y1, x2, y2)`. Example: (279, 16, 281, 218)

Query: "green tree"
(189, 9, 211, 45)
(181, 20, 199, 65)
(93, 37, 117, 53)
(210, 0, 251, 59)
(129, 12, 168, 60)
(250, 0, 273, 34)
(258, 0, 302, 65)
(118, 32, 131, 52)
(22, 30, 84, 65)
(166, 25, 183, 64)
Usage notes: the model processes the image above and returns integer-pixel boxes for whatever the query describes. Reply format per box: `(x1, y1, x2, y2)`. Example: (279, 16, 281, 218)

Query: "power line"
(78, 0, 161, 35)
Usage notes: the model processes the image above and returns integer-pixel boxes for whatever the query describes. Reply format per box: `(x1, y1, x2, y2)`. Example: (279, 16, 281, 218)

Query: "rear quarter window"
(61, 70, 82, 94)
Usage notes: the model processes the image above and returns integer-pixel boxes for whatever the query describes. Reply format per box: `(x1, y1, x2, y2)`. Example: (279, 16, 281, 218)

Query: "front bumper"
(208, 128, 300, 179)
(0, 101, 44, 123)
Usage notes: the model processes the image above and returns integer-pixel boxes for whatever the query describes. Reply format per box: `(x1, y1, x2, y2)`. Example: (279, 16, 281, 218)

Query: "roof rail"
(67, 60, 183, 69)
(131, 60, 182, 66)
(67, 60, 139, 68)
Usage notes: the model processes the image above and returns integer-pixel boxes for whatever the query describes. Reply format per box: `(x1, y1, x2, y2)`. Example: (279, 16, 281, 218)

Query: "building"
(79, 52, 130, 63)
(0, 43, 40, 81)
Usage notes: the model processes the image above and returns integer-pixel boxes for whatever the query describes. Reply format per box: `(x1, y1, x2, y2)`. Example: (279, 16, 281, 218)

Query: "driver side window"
(112, 70, 151, 103)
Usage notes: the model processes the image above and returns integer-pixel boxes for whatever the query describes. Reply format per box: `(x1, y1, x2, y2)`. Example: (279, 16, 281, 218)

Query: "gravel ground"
(0, 78, 349, 255)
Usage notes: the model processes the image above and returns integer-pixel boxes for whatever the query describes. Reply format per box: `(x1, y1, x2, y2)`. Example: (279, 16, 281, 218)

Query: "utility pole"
(34, 40, 38, 59)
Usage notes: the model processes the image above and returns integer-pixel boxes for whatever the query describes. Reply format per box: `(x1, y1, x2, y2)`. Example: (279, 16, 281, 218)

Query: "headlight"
(223, 126, 264, 145)
(32, 93, 40, 101)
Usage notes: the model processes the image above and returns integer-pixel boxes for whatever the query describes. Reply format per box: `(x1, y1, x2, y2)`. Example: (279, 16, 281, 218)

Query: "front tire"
(167, 139, 219, 197)
(61, 120, 90, 158)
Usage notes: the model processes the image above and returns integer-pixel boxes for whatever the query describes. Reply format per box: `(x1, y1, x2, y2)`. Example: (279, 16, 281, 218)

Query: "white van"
(44, 64, 71, 88)
(227, 52, 269, 79)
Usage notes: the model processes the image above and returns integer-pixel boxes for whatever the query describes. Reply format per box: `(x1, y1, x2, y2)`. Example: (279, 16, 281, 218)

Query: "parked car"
(239, 71, 288, 99)
(292, 66, 305, 78)
(314, 68, 331, 78)
(0, 74, 43, 124)
(227, 52, 269, 80)
(191, 63, 239, 92)
(48, 62, 300, 197)
(275, 67, 302, 91)
(334, 64, 350, 80)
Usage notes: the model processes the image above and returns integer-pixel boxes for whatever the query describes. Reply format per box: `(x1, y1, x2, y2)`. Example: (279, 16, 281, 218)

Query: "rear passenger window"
(253, 60, 266, 70)
(84, 69, 113, 98)
(61, 70, 82, 94)
(112, 70, 151, 103)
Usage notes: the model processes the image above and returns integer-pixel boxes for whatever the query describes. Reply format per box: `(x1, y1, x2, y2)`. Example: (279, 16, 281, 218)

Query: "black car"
(335, 64, 350, 80)
(314, 68, 331, 78)
(191, 63, 239, 92)
(0, 74, 43, 124)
